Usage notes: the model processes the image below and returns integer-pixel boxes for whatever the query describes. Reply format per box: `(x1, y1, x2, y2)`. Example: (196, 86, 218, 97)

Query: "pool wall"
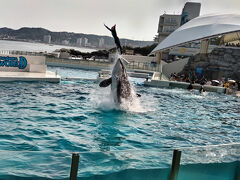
(79, 161, 239, 180)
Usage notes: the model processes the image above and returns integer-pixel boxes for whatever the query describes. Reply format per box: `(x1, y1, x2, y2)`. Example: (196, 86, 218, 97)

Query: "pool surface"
(0, 67, 239, 179)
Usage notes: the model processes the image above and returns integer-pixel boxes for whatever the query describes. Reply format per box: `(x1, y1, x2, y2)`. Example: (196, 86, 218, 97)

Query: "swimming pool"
(0, 67, 239, 179)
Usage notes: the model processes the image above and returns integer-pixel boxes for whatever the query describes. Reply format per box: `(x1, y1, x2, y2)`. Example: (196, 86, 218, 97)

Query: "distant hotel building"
(77, 37, 93, 47)
(155, 2, 201, 43)
(99, 38, 105, 48)
(62, 40, 69, 45)
(76, 38, 82, 46)
(156, 14, 182, 43)
(84, 38, 91, 47)
(43, 35, 51, 44)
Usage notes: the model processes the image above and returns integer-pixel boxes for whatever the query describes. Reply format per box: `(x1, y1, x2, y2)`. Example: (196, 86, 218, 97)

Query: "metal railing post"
(234, 165, 240, 180)
(70, 153, 79, 180)
(169, 149, 181, 180)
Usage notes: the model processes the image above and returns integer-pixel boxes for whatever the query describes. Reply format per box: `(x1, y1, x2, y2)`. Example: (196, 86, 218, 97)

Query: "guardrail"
(46, 57, 161, 72)
(69, 149, 182, 180)
(0, 143, 238, 179)
(68, 143, 240, 180)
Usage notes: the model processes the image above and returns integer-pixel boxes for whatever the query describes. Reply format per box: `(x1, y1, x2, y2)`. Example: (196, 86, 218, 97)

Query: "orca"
(99, 24, 140, 105)
(99, 56, 132, 104)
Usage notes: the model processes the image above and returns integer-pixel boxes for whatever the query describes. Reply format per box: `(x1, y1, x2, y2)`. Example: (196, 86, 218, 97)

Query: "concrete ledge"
(144, 80, 226, 93)
(46, 61, 108, 71)
(144, 80, 170, 87)
(0, 71, 60, 83)
(29, 64, 47, 73)
(62, 77, 96, 81)
(26, 55, 46, 65)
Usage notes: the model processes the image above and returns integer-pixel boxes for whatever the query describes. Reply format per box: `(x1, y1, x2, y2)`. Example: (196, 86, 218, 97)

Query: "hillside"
(0, 27, 153, 48)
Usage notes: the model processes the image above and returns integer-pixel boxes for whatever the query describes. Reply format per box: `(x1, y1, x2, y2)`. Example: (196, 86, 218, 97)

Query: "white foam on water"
(119, 86, 143, 113)
(90, 86, 119, 111)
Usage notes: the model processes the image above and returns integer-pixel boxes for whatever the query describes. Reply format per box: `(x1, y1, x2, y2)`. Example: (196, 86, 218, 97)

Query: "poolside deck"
(144, 79, 227, 93)
(0, 71, 61, 83)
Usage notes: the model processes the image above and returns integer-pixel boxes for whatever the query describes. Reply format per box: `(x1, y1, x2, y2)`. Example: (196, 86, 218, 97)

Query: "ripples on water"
(0, 67, 239, 179)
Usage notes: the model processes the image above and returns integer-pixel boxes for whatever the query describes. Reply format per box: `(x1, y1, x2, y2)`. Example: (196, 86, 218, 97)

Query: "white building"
(62, 40, 69, 45)
(76, 38, 82, 46)
(156, 14, 182, 43)
(43, 35, 51, 44)
(99, 38, 105, 48)
(83, 38, 92, 47)
(154, 2, 201, 43)
(84, 38, 88, 46)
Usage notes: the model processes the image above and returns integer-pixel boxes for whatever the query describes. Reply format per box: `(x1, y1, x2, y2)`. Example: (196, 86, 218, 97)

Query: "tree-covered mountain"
(0, 27, 153, 48)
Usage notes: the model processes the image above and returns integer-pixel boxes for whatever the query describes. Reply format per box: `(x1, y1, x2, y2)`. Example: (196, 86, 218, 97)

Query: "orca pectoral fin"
(99, 78, 112, 87)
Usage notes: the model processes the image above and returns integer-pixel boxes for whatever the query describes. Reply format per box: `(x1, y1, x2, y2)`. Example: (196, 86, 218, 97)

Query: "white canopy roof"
(152, 14, 240, 53)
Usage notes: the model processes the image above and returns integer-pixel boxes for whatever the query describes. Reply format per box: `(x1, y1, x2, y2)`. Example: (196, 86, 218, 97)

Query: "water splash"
(90, 86, 118, 111)
(95, 52, 151, 113)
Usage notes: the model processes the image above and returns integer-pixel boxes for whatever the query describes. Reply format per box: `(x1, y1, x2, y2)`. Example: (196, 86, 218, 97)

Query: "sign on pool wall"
(0, 56, 27, 69)
(0, 54, 46, 73)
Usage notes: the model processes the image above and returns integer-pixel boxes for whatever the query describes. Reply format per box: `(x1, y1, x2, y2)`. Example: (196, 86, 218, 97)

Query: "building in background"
(43, 35, 51, 44)
(154, 2, 201, 43)
(62, 40, 69, 45)
(76, 38, 82, 47)
(99, 38, 105, 48)
(83, 37, 91, 47)
(84, 38, 88, 46)
(181, 2, 201, 25)
(155, 14, 181, 43)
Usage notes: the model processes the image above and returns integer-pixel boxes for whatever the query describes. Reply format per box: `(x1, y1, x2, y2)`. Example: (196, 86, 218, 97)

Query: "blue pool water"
(0, 67, 239, 179)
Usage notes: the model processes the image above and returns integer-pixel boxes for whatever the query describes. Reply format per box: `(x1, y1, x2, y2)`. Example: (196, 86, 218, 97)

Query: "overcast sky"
(0, 0, 239, 41)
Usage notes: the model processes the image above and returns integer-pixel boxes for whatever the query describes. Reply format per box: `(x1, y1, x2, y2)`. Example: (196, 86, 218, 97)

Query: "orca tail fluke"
(104, 24, 111, 31)
(104, 24, 123, 54)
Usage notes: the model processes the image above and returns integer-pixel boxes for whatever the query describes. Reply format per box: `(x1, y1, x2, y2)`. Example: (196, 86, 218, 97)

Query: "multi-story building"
(156, 14, 182, 43)
(62, 40, 69, 45)
(76, 38, 82, 46)
(181, 2, 201, 25)
(154, 2, 201, 43)
(99, 38, 105, 48)
(84, 38, 88, 47)
(43, 35, 51, 44)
